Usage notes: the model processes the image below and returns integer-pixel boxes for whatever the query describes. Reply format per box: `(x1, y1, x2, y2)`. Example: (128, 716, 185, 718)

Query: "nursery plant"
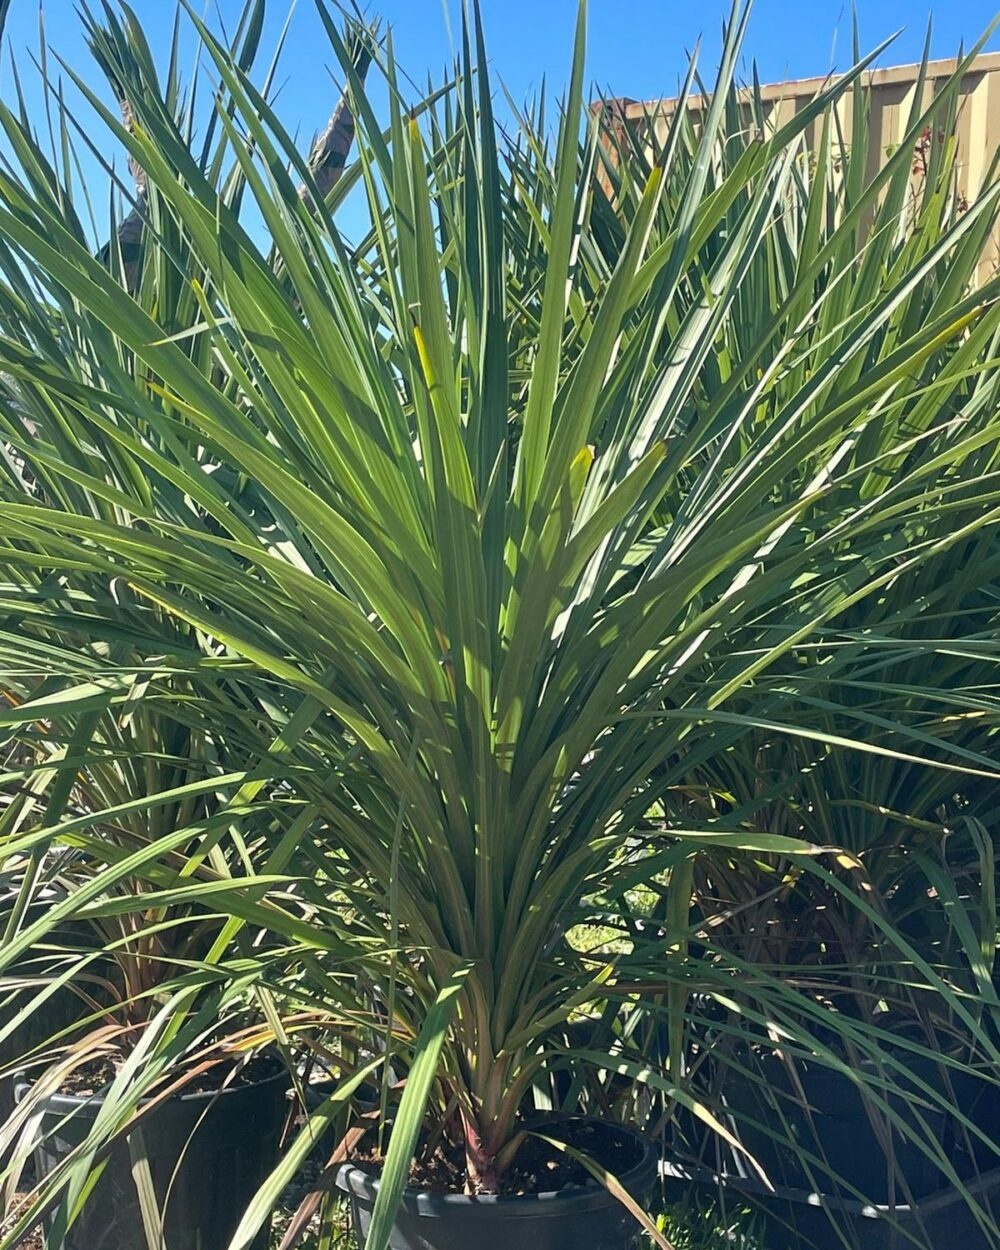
(590, 45, 1000, 1220)
(1, 1, 1000, 1248)
(0, 643, 297, 1250)
(663, 504, 1000, 1208)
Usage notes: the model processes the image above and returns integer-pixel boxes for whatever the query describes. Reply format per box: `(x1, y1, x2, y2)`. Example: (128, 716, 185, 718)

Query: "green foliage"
(650, 1198, 765, 1250)
(0, 1, 998, 1247)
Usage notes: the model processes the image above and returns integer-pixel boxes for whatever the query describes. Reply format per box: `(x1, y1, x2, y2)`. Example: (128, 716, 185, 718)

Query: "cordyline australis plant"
(600, 44, 1000, 1198)
(1, 0, 1000, 1244)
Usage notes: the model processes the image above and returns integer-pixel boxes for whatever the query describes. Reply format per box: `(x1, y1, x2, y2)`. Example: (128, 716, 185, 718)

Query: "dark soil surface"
(58, 1052, 120, 1096)
(52, 1049, 283, 1098)
(353, 1118, 643, 1196)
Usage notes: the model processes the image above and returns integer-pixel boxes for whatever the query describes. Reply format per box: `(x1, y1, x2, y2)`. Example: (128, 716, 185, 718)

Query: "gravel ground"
(3, 1173, 354, 1250)
(269, 1159, 355, 1248)
(1, 1194, 43, 1249)
(4, 1174, 758, 1249)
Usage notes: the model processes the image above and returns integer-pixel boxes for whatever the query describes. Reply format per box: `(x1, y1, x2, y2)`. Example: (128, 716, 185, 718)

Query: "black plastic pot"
(0, 895, 94, 1158)
(17, 1070, 287, 1250)
(299, 1076, 380, 1160)
(722, 1051, 983, 1202)
(0, 987, 82, 1165)
(335, 1118, 658, 1250)
(662, 1157, 1000, 1250)
(973, 1081, 1000, 1172)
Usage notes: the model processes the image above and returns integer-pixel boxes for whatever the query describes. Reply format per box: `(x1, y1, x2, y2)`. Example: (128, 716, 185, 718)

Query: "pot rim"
(14, 1066, 288, 1114)
(335, 1116, 657, 1215)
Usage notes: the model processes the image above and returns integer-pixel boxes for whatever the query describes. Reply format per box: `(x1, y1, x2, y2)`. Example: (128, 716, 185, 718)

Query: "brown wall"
(607, 53, 1000, 276)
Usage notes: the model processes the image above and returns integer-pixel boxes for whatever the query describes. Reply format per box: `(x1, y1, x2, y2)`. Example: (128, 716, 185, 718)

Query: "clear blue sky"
(1, 0, 997, 245)
(4, 0, 998, 125)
